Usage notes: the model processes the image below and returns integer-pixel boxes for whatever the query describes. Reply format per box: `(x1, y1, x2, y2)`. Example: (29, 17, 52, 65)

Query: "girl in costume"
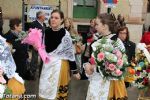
(0, 35, 25, 100)
(84, 13, 128, 100)
(39, 9, 80, 100)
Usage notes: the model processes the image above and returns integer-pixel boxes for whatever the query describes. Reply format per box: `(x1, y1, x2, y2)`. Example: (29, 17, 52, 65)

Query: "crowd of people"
(0, 9, 150, 100)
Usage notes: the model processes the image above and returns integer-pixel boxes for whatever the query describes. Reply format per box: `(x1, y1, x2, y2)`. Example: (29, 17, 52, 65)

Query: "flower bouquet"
(131, 43, 150, 90)
(90, 37, 128, 80)
(15, 31, 27, 41)
(22, 28, 50, 63)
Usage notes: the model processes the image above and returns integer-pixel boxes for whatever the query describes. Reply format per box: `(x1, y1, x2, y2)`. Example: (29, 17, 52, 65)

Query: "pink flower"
(22, 28, 50, 63)
(89, 57, 96, 65)
(105, 61, 109, 67)
(117, 59, 123, 67)
(108, 64, 116, 71)
(115, 69, 123, 76)
(97, 52, 105, 61)
(113, 50, 122, 59)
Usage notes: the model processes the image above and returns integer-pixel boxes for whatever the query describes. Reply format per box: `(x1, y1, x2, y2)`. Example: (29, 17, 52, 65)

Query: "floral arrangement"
(15, 31, 27, 41)
(130, 43, 150, 89)
(90, 37, 128, 80)
(71, 35, 82, 43)
(21, 28, 50, 63)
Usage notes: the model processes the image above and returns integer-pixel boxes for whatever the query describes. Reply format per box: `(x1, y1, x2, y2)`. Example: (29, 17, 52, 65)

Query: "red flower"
(146, 68, 150, 73)
(89, 57, 96, 65)
(136, 71, 141, 76)
(143, 78, 149, 85)
(87, 37, 94, 43)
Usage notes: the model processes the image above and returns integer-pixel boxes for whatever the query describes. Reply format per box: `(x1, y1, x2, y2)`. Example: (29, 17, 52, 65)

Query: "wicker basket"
(138, 97, 150, 100)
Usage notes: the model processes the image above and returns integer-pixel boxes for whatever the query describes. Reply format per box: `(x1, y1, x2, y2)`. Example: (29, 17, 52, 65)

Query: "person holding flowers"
(38, 9, 80, 100)
(84, 13, 128, 100)
(3, 18, 29, 80)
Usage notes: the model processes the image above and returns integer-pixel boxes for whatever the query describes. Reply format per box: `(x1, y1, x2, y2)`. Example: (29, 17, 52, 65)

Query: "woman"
(117, 27, 136, 62)
(84, 13, 127, 100)
(39, 9, 80, 100)
(64, 18, 82, 72)
(3, 18, 29, 80)
(117, 27, 136, 88)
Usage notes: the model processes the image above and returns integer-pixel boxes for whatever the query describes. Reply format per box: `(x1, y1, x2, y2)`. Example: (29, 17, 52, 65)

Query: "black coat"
(123, 41, 136, 62)
(3, 30, 28, 79)
(30, 20, 46, 35)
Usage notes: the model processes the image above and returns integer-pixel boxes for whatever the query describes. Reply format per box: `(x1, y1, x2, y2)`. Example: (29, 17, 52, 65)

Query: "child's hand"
(73, 73, 81, 80)
(84, 63, 94, 75)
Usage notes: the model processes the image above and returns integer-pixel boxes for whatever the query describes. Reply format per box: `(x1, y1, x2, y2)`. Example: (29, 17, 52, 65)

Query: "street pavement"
(24, 76, 145, 100)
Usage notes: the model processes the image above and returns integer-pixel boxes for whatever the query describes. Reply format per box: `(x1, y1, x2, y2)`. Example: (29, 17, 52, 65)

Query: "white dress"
(86, 69, 110, 100)
(86, 34, 126, 100)
(39, 31, 75, 99)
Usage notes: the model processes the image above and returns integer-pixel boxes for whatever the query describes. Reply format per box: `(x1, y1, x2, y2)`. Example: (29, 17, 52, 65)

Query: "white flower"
(92, 46, 96, 51)
(140, 70, 147, 78)
(105, 39, 112, 43)
(91, 42, 99, 51)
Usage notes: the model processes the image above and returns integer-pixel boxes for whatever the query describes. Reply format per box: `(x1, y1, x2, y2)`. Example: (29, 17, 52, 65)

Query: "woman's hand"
(146, 45, 150, 52)
(81, 44, 85, 52)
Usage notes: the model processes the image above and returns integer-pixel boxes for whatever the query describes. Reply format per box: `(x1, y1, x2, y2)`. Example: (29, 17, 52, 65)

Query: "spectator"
(30, 11, 47, 79)
(3, 18, 29, 80)
(64, 18, 83, 72)
(117, 26, 136, 88)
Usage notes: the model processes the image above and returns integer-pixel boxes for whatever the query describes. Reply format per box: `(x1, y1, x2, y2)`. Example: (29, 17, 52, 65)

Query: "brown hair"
(64, 18, 78, 35)
(97, 13, 119, 33)
(117, 26, 129, 41)
(9, 18, 21, 30)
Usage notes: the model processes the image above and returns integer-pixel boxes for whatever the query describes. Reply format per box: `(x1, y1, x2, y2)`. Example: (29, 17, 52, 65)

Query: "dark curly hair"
(9, 18, 21, 30)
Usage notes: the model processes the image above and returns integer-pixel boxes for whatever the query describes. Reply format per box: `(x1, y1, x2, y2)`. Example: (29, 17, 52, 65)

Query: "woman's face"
(50, 12, 62, 29)
(90, 19, 95, 28)
(118, 29, 127, 41)
(64, 19, 70, 28)
(95, 18, 105, 35)
(15, 23, 22, 33)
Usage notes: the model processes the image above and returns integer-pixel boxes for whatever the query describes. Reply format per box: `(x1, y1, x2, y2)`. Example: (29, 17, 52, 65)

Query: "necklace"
(52, 27, 61, 31)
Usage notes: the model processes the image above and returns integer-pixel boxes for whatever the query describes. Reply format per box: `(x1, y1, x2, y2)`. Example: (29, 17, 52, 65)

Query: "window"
(85, 0, 96, 7)
(73, 0, 98, 19)
(74, 0, 96, 7)
(74, 0, 84, 6)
